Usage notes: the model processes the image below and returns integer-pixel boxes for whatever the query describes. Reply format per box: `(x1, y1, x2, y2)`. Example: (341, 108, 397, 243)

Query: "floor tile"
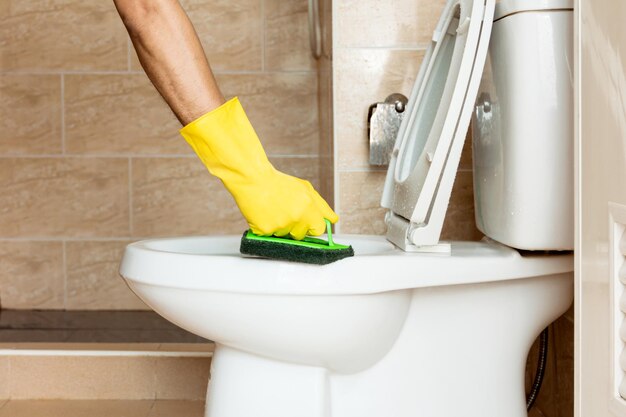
(9, 356, 157, 399)
(155, 357, 210, 400)
(528, 406, 546, 417)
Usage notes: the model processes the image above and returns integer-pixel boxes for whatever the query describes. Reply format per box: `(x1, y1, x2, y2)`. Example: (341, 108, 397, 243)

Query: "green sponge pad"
(239, 220, 354, 265)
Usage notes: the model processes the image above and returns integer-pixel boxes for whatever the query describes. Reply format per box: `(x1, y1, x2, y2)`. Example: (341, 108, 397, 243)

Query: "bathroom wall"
(577, 0, 626, 416)
(318, 0, 334, 205)
(330, 1, 573, 416)
(331, 0, 481, 241)
(0, 0, 320, 310)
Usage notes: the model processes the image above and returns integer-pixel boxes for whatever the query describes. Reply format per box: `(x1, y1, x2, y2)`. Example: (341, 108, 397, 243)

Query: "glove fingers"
(318, 199, 339, 224)
(310, 190, 339, 224)
(307, 216, 327, 237)
(273, 226, 291, 237)
(249, 225, 272, 236)
(289, 222, 309, 241)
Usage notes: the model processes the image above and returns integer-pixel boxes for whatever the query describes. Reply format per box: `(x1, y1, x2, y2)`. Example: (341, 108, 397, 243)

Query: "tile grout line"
(334, 172, 341, 234)
(152, 356, 159, 403)
(1, 69, 315, 76)
(0, 237, 159, 242)
(127, 37, 133, 72)
(0, 154, 320, 159)
(129, 158, 134, 237)
(336, 167, 474, 173)
(7, 354, 11, 400)
(145, 398, 157, 417)
(60, 74, 66, 154)
(335, 44, 431, 51)
(62, 241, 67, 309)
(261, 0, 266, 72)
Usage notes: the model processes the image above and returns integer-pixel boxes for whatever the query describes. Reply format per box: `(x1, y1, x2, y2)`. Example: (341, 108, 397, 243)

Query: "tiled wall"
(317, 0, 334, 205)
(331, 0, 481, 240)
(330, 1, 573, 417)
(0, 0, 320, 310)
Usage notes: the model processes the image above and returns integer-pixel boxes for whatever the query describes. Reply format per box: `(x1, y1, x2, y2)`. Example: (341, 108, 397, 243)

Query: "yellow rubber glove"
(180, 97, 338, 240)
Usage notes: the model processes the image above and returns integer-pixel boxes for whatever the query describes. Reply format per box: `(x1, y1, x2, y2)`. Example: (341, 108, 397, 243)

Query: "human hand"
(180, 97, 337, 240)
(226, 167, 338, 240)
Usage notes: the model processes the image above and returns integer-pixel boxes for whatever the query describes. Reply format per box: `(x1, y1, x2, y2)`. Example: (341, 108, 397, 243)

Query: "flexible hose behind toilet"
(526, 328, 549, 411)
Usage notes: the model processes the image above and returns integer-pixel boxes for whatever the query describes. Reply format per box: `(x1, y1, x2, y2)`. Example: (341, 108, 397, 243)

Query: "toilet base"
(205, 345, 330, 417)
(203, 274, 572, 417)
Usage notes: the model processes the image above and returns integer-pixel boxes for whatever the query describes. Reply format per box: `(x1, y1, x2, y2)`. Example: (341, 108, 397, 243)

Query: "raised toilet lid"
(381, 0, 495, 251)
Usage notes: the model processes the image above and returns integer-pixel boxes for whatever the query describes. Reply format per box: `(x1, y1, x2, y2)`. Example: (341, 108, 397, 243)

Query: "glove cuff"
(180, 97, 274, 181)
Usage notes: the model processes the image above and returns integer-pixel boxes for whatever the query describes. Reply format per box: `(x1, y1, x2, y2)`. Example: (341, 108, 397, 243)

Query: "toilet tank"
(472, 0, 574, 251)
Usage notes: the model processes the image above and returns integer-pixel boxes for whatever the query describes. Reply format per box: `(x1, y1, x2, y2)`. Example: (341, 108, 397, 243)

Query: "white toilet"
(119, 0, 574, 416)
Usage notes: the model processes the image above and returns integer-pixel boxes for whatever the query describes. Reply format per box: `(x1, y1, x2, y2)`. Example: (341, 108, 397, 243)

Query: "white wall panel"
(578, 0, 626, 416)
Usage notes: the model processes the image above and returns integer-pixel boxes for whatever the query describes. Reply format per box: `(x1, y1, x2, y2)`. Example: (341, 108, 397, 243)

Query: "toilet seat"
(120, 235, 573, 296)
(381, 0, 495, 252)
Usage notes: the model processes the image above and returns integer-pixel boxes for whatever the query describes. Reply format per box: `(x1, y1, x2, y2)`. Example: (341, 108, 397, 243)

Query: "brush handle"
(325, 219, 335, 247)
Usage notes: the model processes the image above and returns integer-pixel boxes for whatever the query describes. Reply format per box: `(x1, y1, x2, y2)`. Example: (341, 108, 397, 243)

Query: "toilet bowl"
(120, 0, 574, 416)
(121, 236, 572, 417)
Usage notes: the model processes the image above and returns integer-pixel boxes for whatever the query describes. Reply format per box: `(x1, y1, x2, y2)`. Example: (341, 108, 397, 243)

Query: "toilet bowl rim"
(119, 235, 573, 296)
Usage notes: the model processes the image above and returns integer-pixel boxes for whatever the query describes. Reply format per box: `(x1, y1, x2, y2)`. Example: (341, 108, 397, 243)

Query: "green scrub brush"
(240, 219, 354, 265)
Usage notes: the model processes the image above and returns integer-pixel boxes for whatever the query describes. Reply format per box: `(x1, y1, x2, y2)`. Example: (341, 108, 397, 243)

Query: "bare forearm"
(113, 0, 225, 125)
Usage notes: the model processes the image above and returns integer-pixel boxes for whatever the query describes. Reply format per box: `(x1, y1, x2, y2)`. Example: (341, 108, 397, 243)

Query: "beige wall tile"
(132, 157, 246, 237)
(271, 157, 321, 190)
(0, 357, 8, 399)
(0, 75, 62, 155)
(130, 0, 262, 72)
(0, 400, 153, 417)
(0, 158, 129, 237)
(133, 157, 321, 237)
(440, 171, 483, 241)
(335, 0, 445, 47)
(155, 357, 210, 400)
(64, 75, 188, 155)
(148, 400, 204, 417)
(9, 356, 156, 399)
(338, 171, 387, 234)
(67, 72, 320, 156)
(459, 129, 473, 170)
(65, 241, 148, 310)
(318, 64, 333, 158)
(334, 49, 424, 169)
(216, 73, 319, 156)
(265, 0, 315, 71)
(0, 242, 64, 309)
(0, 0, 127, 71)
(338, 170, 481, 239)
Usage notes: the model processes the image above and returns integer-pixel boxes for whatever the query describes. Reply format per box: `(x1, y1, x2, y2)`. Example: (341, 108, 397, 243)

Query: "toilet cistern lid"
(381, 0, 495, 252)
(494, 0, 573, 21)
